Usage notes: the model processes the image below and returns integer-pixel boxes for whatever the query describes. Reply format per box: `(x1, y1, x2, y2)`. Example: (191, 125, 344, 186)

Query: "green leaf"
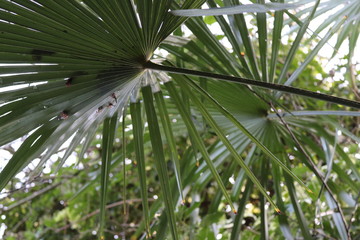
(167, 73, 312, 194)
(227, 8, 261, 79)
(171, 3, 299, 17)
(324, 191, 349, 240)
(260, 158, 269, 240)
(0, 121, 58, 191)
(204, 16, 217, 25)
(269, 0, 284, 83)
(230, 180, 253, 240)
(282, 16, 347, 88)
(256, 0, 268, 82)
(154, 91, 184, 202)
(121, 108, 127, 216)
(272, 162, 294, 240)
(165, 81, 237, 213)
(173, 77, 281, 212)
(276, 0, 320, 85)
(231, 145, 257, 199)
(142, 86, 178, 240)
(99, 113, 118, 239)
(130, 102, 151, 238)
(283, 158, 312, 239)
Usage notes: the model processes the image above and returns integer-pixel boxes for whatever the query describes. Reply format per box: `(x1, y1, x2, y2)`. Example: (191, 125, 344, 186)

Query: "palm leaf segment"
(0, 0, 205, 190)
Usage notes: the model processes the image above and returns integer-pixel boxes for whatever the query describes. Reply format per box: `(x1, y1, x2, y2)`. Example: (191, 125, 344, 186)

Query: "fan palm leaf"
(0, 0, 205, 238)
(0, 0, 204, 188)
(1, 0, 360, 239)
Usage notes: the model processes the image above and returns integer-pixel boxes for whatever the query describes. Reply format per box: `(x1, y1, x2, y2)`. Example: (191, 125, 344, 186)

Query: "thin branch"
(54, 198, 155, 233)
(348, 189, 360, 231)
(145, 61, 360, 109)
(0, 182, 62, 213)
(243, 226, 260, 235)
(10, 212, 31, 232)
(311, 228, 338, 240)
(0, 171, 80, 200)
(270, 102, 351, 240)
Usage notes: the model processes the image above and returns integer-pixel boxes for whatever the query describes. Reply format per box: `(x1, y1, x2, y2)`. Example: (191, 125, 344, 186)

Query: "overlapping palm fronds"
(1, 0, 359, 239)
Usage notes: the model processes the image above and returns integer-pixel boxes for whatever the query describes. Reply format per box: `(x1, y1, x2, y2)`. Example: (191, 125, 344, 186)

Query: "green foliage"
(1, 0, 360, 239)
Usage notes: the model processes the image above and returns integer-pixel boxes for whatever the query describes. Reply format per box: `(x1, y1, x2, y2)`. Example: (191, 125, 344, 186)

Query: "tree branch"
(1, 182, 62, 213)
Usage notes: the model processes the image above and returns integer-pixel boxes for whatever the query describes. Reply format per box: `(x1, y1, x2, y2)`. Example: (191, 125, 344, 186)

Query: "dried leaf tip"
(100, 236, 105, 240)
(65, 77, 73, 87)
(97, 106, 104, 113)
(58, 110, 69, 120)
(240, 52, 245, 56)
(307, 188, 314, 194)
(233, 210, 238, 214)
(111, 93, 118, 103)
(275, 208, 282, 214)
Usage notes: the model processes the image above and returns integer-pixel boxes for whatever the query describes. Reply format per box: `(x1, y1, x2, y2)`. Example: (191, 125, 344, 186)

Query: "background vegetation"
(0, 0, 360, 239)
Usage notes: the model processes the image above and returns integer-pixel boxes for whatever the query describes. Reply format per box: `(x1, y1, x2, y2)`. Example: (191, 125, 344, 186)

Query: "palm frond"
(1, 0, 359, 239)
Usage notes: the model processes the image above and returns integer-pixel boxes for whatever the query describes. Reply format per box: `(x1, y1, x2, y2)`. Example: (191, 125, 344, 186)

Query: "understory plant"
(0, 0, 360, 239)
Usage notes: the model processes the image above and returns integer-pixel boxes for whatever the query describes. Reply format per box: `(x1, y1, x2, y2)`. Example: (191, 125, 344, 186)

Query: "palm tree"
(0, 0, 359, 239)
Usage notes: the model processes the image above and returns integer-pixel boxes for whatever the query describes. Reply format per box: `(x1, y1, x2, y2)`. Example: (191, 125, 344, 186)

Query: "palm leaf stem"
(145, 62, 360, 109)
(267, 111, 360, 118)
